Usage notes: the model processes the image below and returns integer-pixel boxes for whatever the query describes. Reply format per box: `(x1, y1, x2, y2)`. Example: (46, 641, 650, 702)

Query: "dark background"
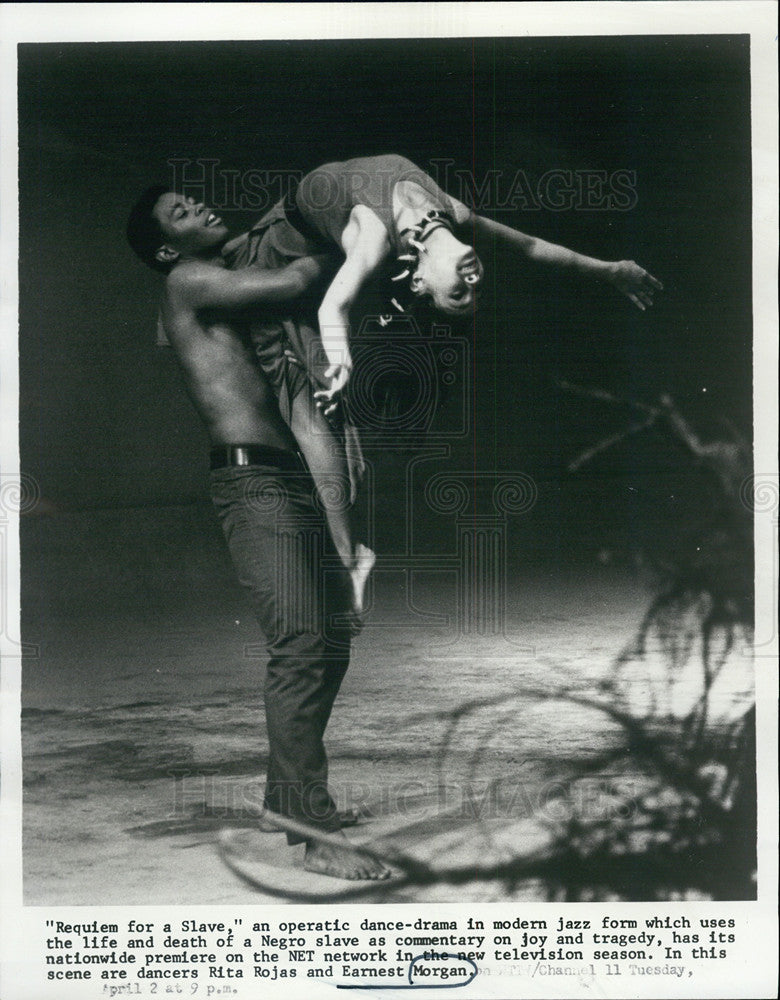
(17, 36, 753, 704)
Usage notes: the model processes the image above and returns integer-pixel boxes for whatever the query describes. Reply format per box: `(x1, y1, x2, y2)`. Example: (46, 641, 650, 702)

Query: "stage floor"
(20, 567, 753, 904)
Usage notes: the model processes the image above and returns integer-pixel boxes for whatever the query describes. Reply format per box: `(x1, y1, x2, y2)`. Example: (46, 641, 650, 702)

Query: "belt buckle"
(233, 446, 251, 467)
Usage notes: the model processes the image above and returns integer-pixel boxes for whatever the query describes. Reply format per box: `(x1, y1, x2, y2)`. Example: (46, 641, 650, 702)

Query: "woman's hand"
(607, 260, 664, 310)
(313, 362, 352, 418)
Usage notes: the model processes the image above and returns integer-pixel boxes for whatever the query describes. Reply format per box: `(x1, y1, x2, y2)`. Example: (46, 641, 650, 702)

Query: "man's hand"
(313, 363, 352, 418)
(607, 260, 663, 310)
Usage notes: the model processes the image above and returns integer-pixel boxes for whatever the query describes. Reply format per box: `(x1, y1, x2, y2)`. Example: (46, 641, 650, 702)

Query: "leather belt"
(209, 445, 307, 473)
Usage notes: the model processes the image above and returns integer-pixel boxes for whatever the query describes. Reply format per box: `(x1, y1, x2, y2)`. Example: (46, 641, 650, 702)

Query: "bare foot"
(349, 543, 376, 617)
(303, 830, 391, 881)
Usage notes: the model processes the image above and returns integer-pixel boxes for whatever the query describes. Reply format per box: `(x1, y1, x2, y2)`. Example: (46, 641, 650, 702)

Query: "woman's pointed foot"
(349, 544, 376, 617)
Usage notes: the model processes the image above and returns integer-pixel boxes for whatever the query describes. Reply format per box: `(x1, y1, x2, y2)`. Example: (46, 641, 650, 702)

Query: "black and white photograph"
(1, 3, 777, 999)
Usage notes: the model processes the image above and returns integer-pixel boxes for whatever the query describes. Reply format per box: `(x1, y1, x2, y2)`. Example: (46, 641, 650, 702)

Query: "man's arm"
(465, 211, 663, 311)
(171, 255, 335, 311)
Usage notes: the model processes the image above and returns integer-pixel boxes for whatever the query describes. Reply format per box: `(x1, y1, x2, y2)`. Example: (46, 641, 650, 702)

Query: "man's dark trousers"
(210, 459, 351, 845)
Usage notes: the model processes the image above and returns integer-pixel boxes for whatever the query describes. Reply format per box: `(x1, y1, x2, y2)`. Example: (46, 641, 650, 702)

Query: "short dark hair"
(126, 185, 171, 273)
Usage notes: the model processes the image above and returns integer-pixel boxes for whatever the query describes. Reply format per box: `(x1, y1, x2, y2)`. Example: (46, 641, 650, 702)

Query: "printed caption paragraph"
(41, 911, 744, 992)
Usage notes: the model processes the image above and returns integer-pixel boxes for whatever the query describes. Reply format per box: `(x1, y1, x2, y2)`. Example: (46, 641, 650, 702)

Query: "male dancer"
(126, 186, 388, 880)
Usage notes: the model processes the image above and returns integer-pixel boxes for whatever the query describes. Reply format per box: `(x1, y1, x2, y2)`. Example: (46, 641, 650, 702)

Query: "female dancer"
(242, 154, 663, 415)
(218, 154, 662, 614)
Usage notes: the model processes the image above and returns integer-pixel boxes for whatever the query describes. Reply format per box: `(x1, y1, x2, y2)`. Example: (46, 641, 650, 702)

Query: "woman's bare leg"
(289, 393, 374, 616)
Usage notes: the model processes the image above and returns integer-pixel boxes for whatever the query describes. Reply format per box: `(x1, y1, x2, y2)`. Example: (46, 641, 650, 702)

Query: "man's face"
(152, 193, 229, 260)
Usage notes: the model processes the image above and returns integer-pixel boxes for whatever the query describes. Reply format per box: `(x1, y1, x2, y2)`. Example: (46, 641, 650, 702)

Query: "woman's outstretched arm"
(461, 208, 663, 310)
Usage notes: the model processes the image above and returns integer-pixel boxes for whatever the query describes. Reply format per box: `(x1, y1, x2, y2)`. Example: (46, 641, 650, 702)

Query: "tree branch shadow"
(217, 386, 756, 901)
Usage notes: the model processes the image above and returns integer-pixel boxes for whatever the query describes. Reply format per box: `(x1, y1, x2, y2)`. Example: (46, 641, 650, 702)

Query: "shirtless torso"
(160, 289, 296, 448)
(158, 257, 318, 447)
